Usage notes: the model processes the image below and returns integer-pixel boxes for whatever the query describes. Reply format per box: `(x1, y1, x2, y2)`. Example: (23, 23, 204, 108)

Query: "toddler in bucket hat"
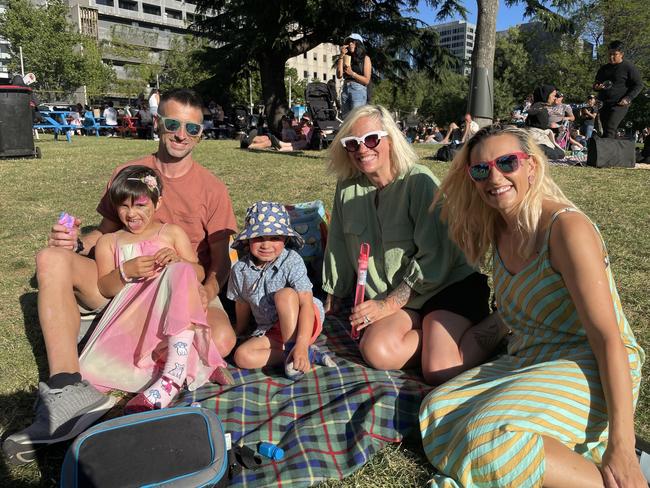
(228, 201, 334, 380)
(232, 201, 304, 251)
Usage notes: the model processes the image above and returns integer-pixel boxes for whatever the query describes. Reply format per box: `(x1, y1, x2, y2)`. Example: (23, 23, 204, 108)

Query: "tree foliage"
(0, 0, 114, 94)
(192, 0, 455, 126)
(373, 70, 469, 125)
(159, 36, 212, 91)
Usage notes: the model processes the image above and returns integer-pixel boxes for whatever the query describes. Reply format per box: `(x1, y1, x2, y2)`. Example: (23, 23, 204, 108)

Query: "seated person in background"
(136, 102, 154, 139)
(526, 84, 555, 129)
(280, 115, 298, 142)
(439, 122, 463, 145)
(547, 91, 575, 136)
(102, 101, 118, 137)
(569, 127, 586, 151)
(423, 126, 444, 143)
(580, 94, 599, 139)
(526, 85, 566, 159)
(67, 103, 84, 136)
(228, 202, 325, 378)
(461, 113, 479, 143)
(420, 123, 645, 487)
(245, 114, 314, 151)
(323, 105, 504, 385)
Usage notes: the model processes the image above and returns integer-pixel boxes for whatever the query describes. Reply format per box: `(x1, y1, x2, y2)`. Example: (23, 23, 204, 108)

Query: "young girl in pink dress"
(79, 165, 230, 413)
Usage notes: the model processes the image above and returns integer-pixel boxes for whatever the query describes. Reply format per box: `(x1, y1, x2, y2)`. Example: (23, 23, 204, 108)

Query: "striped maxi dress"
(419, 208, 644, 487)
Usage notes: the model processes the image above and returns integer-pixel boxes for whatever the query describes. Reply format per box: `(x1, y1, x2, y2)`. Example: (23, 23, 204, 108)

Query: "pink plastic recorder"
(352, 243, 370, 340)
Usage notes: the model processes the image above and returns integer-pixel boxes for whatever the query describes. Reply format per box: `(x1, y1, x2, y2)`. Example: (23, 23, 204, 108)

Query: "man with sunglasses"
(3, 89, 238, 464)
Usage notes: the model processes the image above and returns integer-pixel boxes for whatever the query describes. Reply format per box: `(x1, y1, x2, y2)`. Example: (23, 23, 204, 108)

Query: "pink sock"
(145, 329, 195, 409)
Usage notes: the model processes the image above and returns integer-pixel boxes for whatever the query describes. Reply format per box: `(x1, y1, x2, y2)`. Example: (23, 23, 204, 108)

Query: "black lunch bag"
(60, 406, 233, 488)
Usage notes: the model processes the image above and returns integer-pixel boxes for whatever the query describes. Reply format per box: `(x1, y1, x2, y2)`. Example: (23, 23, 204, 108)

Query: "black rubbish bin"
(0, 85, 39, 159)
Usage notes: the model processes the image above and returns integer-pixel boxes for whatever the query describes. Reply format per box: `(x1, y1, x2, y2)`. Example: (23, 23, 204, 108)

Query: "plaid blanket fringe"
(174, 315, 431, 487)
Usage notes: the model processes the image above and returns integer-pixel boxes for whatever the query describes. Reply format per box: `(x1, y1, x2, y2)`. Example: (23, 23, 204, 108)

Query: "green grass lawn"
(1, 135, 648, 486)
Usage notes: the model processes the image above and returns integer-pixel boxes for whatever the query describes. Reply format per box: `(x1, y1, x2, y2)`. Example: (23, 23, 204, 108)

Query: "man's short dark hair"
(608, 40, 624, 52)
(159, 88, 203, 114)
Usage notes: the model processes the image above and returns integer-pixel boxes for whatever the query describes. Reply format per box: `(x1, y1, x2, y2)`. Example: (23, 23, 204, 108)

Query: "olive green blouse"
(322, 163, 475, 309)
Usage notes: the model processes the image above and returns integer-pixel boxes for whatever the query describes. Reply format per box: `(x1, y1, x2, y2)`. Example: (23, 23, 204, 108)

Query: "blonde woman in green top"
(322, 105, 505, 384)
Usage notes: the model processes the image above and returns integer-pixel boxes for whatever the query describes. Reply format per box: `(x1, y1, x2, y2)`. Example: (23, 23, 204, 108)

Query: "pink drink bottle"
(352, 243, 370, 340)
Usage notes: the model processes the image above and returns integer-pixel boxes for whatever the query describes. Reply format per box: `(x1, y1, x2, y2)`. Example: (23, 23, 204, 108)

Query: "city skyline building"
(286, 43, 339, 84)
(0, 0, 11, 82)
(431, 19, 476, 76)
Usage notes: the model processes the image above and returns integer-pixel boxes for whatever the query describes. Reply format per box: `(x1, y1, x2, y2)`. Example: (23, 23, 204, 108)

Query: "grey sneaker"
(3, 380, 115, 465)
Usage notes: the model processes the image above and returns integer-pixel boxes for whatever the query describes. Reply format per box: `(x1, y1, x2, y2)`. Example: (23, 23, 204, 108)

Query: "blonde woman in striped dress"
(419, 124, 645, 487)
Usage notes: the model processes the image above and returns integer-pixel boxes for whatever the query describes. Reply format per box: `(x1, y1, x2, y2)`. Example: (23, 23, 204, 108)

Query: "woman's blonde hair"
(438, 124, 575, 266)
(328, 105, 417, 181)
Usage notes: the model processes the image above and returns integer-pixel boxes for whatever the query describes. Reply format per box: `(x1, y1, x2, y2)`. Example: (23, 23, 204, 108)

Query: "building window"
(313, 71, 317, 79)
(323, 54, 327, 62)
(143, 3, 161, 15)
(95, 0, 114, 6)
(165, 8, 182, 20)
(118, 0, 138, 11)
(313, 53, 317, 61)
(323, 73, 327, 80)
(303, 52, 307, 59)
(303, 70, 308, 78)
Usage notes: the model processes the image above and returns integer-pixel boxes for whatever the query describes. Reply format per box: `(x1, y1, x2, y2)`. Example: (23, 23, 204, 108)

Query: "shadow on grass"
(19, 291, 49, 383)
(0, 389, 69, 488)
(244, 148, 326, 160)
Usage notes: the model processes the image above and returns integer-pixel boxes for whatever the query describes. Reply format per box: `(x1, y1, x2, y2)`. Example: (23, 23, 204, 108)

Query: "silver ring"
(363, 315, 370, 325)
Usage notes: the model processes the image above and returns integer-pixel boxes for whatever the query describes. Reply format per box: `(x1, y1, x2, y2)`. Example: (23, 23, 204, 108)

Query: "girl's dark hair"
(352, 42, 367, 61)
(109, 165, 163, 208)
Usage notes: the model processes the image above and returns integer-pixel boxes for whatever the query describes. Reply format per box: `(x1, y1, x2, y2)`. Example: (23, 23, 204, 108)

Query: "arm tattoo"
(386, 281, 413, 309)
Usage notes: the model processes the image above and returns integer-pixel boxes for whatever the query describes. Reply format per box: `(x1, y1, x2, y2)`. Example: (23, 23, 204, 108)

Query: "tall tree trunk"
(467, 0, 498, 127)
(258, 54, 289, 134)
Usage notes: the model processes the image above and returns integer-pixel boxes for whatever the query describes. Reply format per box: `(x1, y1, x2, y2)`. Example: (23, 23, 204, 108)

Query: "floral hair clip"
(127, 175, 159, 193)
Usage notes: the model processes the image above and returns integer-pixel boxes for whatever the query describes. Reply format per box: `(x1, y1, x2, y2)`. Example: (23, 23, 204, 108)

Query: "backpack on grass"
(60, 406, 233, 488)
(285, 200, 329, 290)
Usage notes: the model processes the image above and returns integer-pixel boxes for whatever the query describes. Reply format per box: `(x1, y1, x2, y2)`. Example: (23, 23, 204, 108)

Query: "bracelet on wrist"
(118, 262, 131, 283)
(74, 237, 84, 254)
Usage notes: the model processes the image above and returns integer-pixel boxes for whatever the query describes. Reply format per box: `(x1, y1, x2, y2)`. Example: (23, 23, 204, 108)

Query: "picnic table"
(81, 112, 119, 137)
(33, 110, 76, 143)
(116, 116, 138, 138)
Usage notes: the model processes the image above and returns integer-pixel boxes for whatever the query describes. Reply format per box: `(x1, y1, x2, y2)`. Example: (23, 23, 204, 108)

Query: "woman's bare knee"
(360, 339, 401, 370)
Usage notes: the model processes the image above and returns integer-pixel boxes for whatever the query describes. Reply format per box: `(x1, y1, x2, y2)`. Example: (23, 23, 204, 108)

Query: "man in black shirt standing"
(593, 40, 644, 138)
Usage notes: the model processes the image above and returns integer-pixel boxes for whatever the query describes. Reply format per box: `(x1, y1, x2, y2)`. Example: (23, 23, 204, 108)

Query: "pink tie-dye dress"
(79, 232, 226, 393)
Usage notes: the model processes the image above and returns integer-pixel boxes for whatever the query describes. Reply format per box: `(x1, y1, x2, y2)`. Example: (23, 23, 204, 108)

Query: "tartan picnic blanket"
(173, 314, 432, 487)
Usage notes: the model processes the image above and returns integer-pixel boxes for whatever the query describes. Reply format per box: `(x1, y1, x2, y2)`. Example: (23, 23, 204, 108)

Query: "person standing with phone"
(336, 33, 372, 119)
(593, 40, 643, 138)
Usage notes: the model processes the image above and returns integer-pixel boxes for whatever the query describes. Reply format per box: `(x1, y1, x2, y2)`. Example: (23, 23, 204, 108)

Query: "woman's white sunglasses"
(340, 130, 389, 152)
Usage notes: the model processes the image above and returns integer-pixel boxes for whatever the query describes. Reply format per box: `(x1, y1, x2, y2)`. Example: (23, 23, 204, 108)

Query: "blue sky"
(414, 1, 530, 31)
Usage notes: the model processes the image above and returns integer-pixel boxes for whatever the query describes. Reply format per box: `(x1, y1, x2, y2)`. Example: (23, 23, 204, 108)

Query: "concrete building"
(0, 0, 11, 82)
(431, 20, 476, 76)
(286, 43, 339, 84)
(67, 0, 201, 90)
(497, 22, 595, 65)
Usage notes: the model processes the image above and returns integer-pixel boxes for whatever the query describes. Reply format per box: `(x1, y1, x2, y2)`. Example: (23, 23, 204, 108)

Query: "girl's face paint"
(134, 195, 151, 206)
(117, 196, 156, 234)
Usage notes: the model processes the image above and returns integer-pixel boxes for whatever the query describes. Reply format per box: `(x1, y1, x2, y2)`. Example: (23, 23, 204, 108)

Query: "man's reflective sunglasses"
(467, 151, 529, 182)
(159, 116, 203, 137)
(340, 130, 388, 152)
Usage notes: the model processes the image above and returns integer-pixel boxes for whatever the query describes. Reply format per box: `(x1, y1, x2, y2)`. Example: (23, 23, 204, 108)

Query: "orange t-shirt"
(96, 154, 237, 270)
